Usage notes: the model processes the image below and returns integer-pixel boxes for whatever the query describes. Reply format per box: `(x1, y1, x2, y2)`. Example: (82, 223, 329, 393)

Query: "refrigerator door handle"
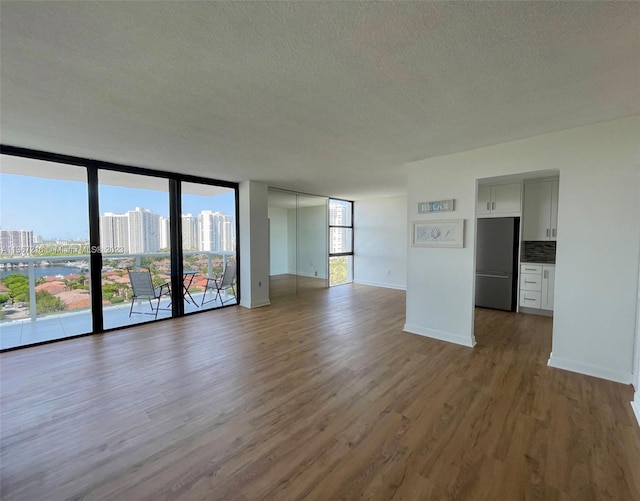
(476, 273, 510, 279)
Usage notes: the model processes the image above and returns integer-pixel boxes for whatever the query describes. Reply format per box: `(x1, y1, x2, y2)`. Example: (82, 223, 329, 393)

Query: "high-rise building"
(0, 229, 35, 255)
(197, 210, 216, 251)
(220, 215, 235, 252)
(100, 213, 130, 252)
(329, 202, 346, 226)
(197, 210, 234, 252)
(159, 216, 170, 250)
(0, 231, 9, 253)
(329, 202, 347, 253)
(182, 214, 198, 250)
(127, 207, 160, 253)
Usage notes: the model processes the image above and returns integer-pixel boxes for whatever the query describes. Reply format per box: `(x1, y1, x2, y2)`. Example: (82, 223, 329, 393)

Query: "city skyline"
(0, 173, 236, 240)
(100, 207, 235, 254)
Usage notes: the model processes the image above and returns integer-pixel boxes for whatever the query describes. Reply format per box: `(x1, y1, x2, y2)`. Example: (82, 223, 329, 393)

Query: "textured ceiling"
(1, 2, 638, 200)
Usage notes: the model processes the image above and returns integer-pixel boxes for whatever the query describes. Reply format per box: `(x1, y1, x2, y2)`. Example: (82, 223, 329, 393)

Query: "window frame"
(0, 144, 240, 345)
(328, 198, 354, 285)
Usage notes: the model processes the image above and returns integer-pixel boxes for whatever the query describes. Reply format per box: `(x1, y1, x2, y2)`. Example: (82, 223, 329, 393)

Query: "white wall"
(239, 181, 270, 308)
(405, 116, 640, 383)
(354, 196, 407, 290)
(268, 207, 288, 276)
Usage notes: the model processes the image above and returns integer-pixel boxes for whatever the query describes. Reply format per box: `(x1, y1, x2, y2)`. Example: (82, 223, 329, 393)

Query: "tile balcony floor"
(0, 291, 235, 350)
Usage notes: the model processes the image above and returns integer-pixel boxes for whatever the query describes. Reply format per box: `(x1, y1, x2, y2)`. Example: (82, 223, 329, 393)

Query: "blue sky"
(0, 174, 235, 240)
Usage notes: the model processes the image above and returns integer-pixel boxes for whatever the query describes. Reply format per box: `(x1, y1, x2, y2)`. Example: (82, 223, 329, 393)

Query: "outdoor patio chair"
(201, 262, 236, 306)
(127, 269, 171, 318)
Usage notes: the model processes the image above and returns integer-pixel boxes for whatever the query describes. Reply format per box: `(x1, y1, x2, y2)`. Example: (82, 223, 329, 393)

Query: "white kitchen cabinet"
(477, 186, 491, 215)
(520, 264, 542, 275)
(519, 262, 555, 312)
(520, 273, 542, 291)
(523, 179, 559, 240)
(541, 265, 555, 310)
(520, 290, 541, 309)
(477, 183, 521, 216)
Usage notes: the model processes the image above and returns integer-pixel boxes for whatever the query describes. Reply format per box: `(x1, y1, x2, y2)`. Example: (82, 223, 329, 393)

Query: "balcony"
(0, 251, 236, 350)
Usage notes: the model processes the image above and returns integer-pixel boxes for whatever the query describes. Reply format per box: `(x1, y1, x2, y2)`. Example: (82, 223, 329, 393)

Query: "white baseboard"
(403, 323, 476, 348)
(240, 299, 271, 309)
(354, 279, 406, 291)
(632, 394, 640, 428)
(547, 352, 633, 384)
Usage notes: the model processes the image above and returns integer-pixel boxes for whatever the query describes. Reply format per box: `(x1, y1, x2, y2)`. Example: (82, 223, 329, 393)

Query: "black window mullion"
(169, 180, 184, 317)
(234, 185, 241, 305)
(86, 166, 104, 333)
(350, 200, 354, 260)
(328, 199, 354, 287)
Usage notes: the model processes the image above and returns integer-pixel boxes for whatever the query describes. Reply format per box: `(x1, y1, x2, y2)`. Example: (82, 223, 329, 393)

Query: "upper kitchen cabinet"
(523, 179, 559, 240)
(477, 183, 522, 216)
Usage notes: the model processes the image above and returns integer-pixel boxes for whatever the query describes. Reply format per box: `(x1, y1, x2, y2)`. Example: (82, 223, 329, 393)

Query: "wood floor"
(1, 285, 638, 500)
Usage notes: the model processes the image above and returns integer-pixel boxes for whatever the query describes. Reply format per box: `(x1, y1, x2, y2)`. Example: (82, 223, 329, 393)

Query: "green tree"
(140, 257, 157, 268)
(2, 274, 29, 302)
(330, 257, 348, 285)
(153, 276, 169, 287)
(103, 283, 130, 300)
(35, 290, 66, 314)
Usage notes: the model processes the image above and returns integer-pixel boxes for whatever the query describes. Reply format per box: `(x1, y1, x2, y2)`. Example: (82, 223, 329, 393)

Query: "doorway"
(473, 171, 559, 345)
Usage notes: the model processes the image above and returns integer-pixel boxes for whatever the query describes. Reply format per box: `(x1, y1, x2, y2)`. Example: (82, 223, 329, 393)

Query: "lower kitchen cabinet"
(520, 289, 541, 309)
(541, 265, 555, 310)
(519, 263, 555, 313)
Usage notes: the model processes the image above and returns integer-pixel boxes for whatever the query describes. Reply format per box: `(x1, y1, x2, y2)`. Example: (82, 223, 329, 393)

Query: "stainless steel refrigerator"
(475, 217, 519, 311)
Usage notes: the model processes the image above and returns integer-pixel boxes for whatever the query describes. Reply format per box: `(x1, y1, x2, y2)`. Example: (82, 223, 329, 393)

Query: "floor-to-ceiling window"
(0, 148, 239, 350)
(181, 182, 237, 312)
(0, 156, 92, 348)
(329, 198, 353, 286)
(98, 171, 173, 329)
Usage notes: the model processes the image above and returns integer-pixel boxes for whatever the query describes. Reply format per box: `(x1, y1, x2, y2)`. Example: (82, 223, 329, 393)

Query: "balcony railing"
(0, 250, 235, 323)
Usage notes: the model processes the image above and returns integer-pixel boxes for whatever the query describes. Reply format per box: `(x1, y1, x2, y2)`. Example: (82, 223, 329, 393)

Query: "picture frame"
(412, 219, 464, 248)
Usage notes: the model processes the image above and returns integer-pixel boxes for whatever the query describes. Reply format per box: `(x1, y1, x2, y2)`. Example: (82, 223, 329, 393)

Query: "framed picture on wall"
(412, 219, 464, 248)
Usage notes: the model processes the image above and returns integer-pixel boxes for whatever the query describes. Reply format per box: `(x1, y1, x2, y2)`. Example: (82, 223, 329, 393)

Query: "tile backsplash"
(522, 241, 556, 263)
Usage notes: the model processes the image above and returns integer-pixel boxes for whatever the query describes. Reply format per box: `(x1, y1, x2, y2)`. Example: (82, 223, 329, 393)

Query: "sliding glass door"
(0, 147, 239, 350)
(98, 171, 172, 329)
(181, 182, 237, 312)
(0, 155, 92, 348)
